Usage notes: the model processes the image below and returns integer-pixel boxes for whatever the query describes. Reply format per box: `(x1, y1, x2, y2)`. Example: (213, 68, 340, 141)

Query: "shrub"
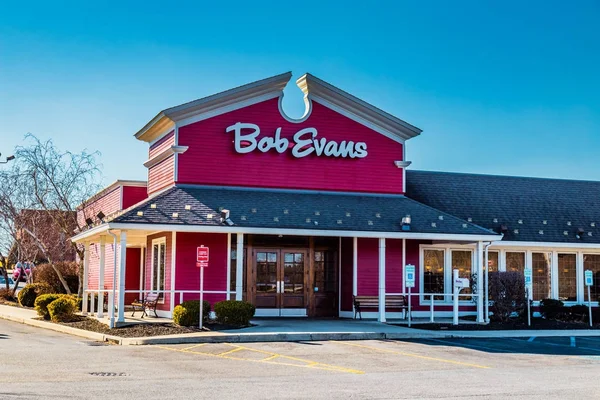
(32, 262, 79, 294)
(173, 300, 211, 327)
(47, 296, 77, 322)
(35, 294, 64, 320)
(18, 283, 52, 307)
(214, 300, 255, 326)
(488, 272, 526, 322)
(569, 304, 589, 322)
(540, 299, 565, 320)
(0, 288, 15, 302)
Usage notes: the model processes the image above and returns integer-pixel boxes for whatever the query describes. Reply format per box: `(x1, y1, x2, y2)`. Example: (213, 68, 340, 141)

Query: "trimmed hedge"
(214, 300, 255, 326)
(173, 300, 211, 327)
(540, 299, 564, 320)
(18, 283, 52, 307)
(47, 296, 77, 322)
(34, 294, 64, 320)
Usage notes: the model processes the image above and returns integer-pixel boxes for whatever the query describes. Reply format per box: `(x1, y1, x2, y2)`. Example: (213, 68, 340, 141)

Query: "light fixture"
(220, 209, 234, 225)
(96, 211, 105, 221)
(401, 215, 411, 231)
(0, 153, 15, 164)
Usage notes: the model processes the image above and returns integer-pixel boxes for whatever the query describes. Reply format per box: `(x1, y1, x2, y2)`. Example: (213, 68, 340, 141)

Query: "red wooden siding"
(125, 248, 141, 304)
(147, 155, 175, 195)
(122, 186, 148, 209)
(385, 239, 404, 294)
(340, 237, 354, 312)
(145, 232, 173, 312)
(357, 238, 378, 296)
(174, 232, 228, 306)
(149, 130, 175, 159)
(177, 98, 405, 194)
(77, 187, 121, 227)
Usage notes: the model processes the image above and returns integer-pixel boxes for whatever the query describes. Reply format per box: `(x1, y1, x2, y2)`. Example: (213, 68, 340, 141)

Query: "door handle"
(276, 281, 281, 294)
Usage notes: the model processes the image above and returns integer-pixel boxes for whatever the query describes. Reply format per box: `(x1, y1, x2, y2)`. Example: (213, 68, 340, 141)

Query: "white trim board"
(72, 222, 501, 243)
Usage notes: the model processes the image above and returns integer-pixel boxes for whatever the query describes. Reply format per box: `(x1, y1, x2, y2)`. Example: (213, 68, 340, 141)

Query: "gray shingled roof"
(406, 170, 600, 243)
(111, 185, 497, 236)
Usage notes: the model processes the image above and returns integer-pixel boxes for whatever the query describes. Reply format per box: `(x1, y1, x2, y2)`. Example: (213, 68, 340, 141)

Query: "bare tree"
(11, 134, 102, 296)
(0, 165, 41, 293)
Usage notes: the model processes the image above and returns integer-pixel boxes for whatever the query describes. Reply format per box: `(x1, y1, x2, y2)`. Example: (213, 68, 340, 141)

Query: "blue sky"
(1, 1, 599, 186)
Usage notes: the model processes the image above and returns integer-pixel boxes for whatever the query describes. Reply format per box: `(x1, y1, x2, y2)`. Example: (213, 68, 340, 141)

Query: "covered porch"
(72, 184, 501, 327)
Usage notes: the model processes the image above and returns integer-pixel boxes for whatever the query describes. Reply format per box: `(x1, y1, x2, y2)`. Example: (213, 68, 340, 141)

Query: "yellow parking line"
(334, 341, 491, 369)
(217, 347, 245, 356)
(155, 344, 364, 375)
(182, 344, 206, 351)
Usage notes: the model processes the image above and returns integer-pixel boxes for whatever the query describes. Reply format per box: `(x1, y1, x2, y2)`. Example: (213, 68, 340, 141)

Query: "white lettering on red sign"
(226, 122, 368, 159)
(197, 246, 209, 263)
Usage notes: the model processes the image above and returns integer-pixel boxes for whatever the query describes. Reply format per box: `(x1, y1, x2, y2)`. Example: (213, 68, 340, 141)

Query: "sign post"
(524, 268, 532, 327)
(585, 270, 593, 327)
(452, 270, 470, 325)
(196, 246, 209, 330)
(405, 264, 415, 327)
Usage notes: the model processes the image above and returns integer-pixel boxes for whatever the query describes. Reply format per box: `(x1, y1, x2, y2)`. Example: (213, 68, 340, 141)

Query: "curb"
(3, 310, 600, 345)
(0, 312, 124, 345)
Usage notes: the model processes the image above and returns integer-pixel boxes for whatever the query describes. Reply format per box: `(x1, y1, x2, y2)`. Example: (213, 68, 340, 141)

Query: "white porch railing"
(383, 292, 480, 325)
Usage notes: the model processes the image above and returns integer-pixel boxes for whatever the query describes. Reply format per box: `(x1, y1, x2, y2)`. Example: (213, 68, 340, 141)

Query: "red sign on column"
(196, 246, 209, 268)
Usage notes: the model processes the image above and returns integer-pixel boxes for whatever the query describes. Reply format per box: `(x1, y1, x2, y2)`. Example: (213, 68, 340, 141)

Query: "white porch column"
(577, 252, 585, 303)
(98, 236, 105, 318)
(82, 242, 90, 315)
(352, 238, 358, 297)
(117, 231, 127, 323)
(378, 238, 386, 323)
(476, 241, 484, 323)
(235, 233, 244, 301)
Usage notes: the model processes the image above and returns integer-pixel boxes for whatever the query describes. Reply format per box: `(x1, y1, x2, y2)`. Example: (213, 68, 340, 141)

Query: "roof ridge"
(408, 169, 600, 184)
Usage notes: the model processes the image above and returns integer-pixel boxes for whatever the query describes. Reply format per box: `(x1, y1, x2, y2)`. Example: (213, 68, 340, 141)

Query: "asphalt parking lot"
(2, 319, 600, 399)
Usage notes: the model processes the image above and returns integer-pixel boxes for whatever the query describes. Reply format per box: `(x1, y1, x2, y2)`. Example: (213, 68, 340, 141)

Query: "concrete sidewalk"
(1, 304, 599, 345)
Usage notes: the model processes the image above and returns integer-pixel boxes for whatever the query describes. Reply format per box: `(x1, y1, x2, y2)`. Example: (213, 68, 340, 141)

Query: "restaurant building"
(72, 72, 600, 324)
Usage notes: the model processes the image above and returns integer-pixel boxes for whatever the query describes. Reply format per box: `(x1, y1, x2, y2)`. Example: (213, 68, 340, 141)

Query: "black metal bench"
(353, 295, 408, 320)
(131, 293, 160, 318)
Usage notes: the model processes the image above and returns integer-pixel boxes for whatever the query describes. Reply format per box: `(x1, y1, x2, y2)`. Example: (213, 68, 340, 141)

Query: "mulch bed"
(53, 316, 248, 337)
(406, 318, 600, 331)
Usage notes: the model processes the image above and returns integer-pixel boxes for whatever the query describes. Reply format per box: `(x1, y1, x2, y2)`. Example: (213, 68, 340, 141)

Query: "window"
(423, 249, 445, 300)
(314, 250, 336, 293)
(506, 252, 525, 274)
(558, 253, 577, 301)
(487, 251, 499, 273)
(584, 254, 600, 302)
(532, 252, 551, 301)
(452, 250, 472, 300)
(151, 239, 166, 300)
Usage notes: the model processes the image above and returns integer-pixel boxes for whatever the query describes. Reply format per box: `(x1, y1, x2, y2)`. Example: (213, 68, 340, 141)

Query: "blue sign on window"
(585, 270, 593, 286)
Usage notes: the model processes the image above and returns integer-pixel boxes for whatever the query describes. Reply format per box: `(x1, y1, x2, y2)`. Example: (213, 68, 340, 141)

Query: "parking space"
(4, 318, 600, 399)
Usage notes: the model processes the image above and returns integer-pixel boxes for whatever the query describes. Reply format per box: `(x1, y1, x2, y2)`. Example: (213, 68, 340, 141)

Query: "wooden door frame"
(252, 248, 281, 308)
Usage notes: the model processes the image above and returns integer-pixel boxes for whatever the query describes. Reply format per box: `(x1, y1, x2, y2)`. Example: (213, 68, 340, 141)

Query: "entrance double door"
(254, 249, 306, 314)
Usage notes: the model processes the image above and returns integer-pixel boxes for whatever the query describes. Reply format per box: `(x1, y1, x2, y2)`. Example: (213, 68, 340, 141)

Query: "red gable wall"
(177, 98, 405, 194)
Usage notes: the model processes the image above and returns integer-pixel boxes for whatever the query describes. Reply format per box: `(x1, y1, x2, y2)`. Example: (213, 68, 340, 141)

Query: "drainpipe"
(484, 241, 493, 323)
(107, 230, 118, 329)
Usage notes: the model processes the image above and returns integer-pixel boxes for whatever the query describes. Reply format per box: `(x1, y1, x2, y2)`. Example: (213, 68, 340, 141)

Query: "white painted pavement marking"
(528, 337, 536, 342)
(570, 337, 576, 348)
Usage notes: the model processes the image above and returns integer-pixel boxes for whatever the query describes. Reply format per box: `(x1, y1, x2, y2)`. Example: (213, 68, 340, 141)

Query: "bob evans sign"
(226, 122, 368, 159)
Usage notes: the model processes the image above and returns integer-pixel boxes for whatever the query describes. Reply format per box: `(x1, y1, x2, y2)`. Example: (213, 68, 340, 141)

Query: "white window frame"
(151, 237, 167, 304)
(419, 244, 476, 305)
(489, 245, 600, 306)
(556, 252, 578, 304)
